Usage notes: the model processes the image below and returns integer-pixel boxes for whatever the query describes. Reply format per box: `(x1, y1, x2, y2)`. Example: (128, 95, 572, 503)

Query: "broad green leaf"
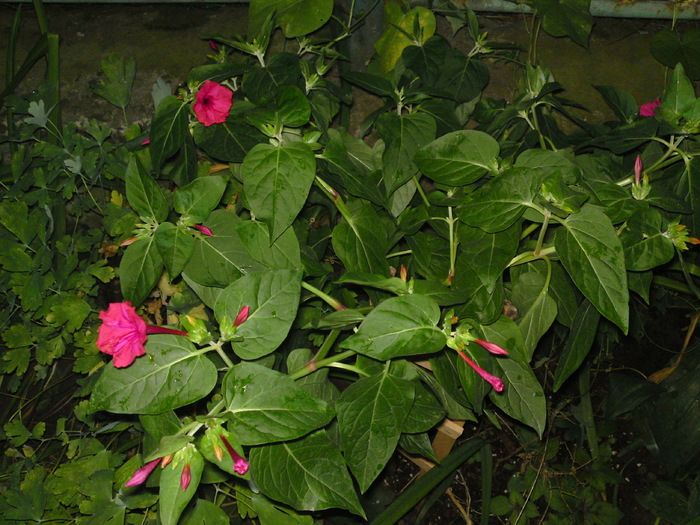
(399, 433, 438, 463)
(628, 270, 653, 303)
(661, 63, 696, 118)
(2, 325, 33, 349)
(479, 315, 527, 364)
(222, 362, 334, 444)
(335, 272, 408, 295)
(677, 156, 700, 236)
(370, 3, 436, 75)
(376, 111, 436, 195)
(120, 237, 164, 306)
(248, 0, 333, 38)
(0, 200, 32, 245)
(0, 240, 33, 271)
(528, 0, 593, 48)
(458, 224, 519, 294)
(594, 183, 638, 224)
(417, 99, 462, 136)
(458, 168, 543, 232)
(336, 370, 415, 492)
(407, 232, 450, 282)
(184, 209, 265, 287)
(401, 36, 448, 88)
(90, 335, 218, 414)
(125, 154, 168, 221)
(332, 199, 390, 276)
(414, 130, 499, 186)
(159, 448, 203, 525)
(193, 118, 266, 163)
(46, 295, 91, 333)
(155, 222, 195, 279)
(340, 71, 394, 97)
(453, 262, 504, 325)
(181, 499, 230, 525)
(250, 430, 365, 517)
(274, 85, 311, 127)
(437, 50, 489, 104)
(215, 269, 301, 359)
(174, 176, 227, 223)
(241, 142, 316, 242)
(585, 118, 659, 154)
(490, 356, 547, 437)
(651, 29, 700, 81)
(242, 53, 304, 107)
(236, 220, 301, 270)
(511, 270, 558, 361)
(340, 295, 447, 360)
(553, 300, 600, 391)
(402, 382, 447, 434)
(250, 493, 314, 525)
(415, 364, 477, 421)
(620, 208, 674, 271)
(150, 95, 189, 171)
(91, 53, 135, 109)
(555, 205, 629, 333)
(594, 85, 640, 123)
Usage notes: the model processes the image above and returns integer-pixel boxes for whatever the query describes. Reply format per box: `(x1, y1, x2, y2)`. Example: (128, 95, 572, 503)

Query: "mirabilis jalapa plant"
(83, 0, 699, 522)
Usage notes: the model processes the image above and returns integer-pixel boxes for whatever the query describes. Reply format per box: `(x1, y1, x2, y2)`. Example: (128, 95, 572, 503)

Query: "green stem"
(184, 399, 226, 437)
(520, 222, 539, 240)
(534, 210, 551, 256)
(313, 329, 340, 362)
(289, 350, 356, 380)
(301, 281, 346, 311)
(314, 175, 352, 222)
(386, 249, 412, 259)
(326, 362, 369, 377)
(447, 206, 458, 285)
(507, 246, 556, 268)
(413, 175, 430, 207)
(210, 340, 235, 368)
(578, 361, 600, 460)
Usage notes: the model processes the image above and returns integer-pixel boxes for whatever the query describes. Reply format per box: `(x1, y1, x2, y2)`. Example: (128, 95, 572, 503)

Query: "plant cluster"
(1, 0, 699, 523)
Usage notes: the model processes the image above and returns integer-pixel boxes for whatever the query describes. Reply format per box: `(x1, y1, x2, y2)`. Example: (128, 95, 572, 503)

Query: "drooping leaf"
(527, 0, 593, 48)
(91, 53, 135, 109)
(155, 222, 195, 279)
(149, 95, 189, 171)
(120, 237, 164, 306)
(248, 0, 334, 38)
(554, 205, 629, 333)
(336, 370, 415, 492)
(173, 176, 227, 223)
(619, 208, 674, 271)
(553, 300, 600, 391)
(510, 270, 558, 361)
(222, 362, 335, 444)
(250, 430, 365, 517)
(125, 154, 168, 222)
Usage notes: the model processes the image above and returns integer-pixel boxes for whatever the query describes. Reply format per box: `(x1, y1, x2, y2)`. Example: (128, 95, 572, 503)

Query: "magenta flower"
(233, 305, 250, 327)
(193, 80, 233, 126)
(193, 224, 213, 236)
(639, 99, 660, 117)
(180, 463, 191, 491)
(96, 302, 188, 368)
(141, 137, 150, 146)
(457, 350, 504, 392)
(474, 339, 509, 356)
(221, 435, 249, 475)
(125, 458, 160, 487)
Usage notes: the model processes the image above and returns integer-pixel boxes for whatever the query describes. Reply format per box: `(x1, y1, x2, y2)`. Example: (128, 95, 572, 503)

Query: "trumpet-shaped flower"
(124, 458, 160, 487)
(221, 435, 249, 475)
(96, 302, 188, 368)
(473, 339, 509, 355)
(457, 350, 504, 392)
(193, 80, 233, 126)
(639, 99, 660, 117)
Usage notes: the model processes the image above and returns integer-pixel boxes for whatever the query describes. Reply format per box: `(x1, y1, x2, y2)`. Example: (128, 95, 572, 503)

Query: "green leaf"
(332, 199, 390, 276)
(652, 29, 700, 81)
(3, 324, 34, 348)
(241, 142, 316, 242)
(184, 209, 265, 287)
(511, 271, 558, 361)
(174, 176, 227, 223)
(250, 494, 314, 525)
(181, 499, 231, 525)
(236, 220, 302, 270)
(3, 418, 32, 447)
(46, 295, 92, 333)
(159, 448, 203, 525)
(452, 264, 504, 325)
(249, 0, 333, 38)
(676, 156, 700, 236)
(490, 356, 547, 437)
(340, 295, 447, 360)
(250, 430, 365, 517)
(376, 111, 436, 195)
(619, 208, 674, 271)
(553, 300, 600, 391)
(90, 335, 218, 414)
(399, 433, 438, 463)
(125, 154, 168, 221)
(0, 240, 33, 271)
(150, 95, 189, 171)
(554, 205, 629, 333)
(594, 85, 640, 123)
(155, 223, 195, 279)
(120, 237, 164, 306)
(274, 85, 311, 127)
(0, 200, 33, 245)
(194, 118, 267, 163)
(458, 168, 542, 232)
(402, 383, 447, 434)
(340, 71, 394, 97)
(335, 272, 408, 295)
(528, 0, 593, 48)
(336, 370, 415, 492)
(661, 63, 696, 118)
(414, 130, 499, 186)
(214, 269, 302, 359)
(222, 362, 334, 444)
(458, 224, 519, 294)
(91, 53, 135, 109)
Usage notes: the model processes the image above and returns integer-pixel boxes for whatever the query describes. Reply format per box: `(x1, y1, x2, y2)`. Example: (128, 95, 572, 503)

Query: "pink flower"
(221, 435, 249, 475)
(193, 224, 213, 236)
(193, 80, 233, 126)
(639, 99, 660, 117)
(474, 339, 508, 356)
(457, 350, 504, 392)
(634, 155, 643, 185)
(125, 458, 160, 487)
(233, 305, 249, 327)
(96, 302, 188, 368)
(141, 137, 150, 146)
(180, 463, 191, 491)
